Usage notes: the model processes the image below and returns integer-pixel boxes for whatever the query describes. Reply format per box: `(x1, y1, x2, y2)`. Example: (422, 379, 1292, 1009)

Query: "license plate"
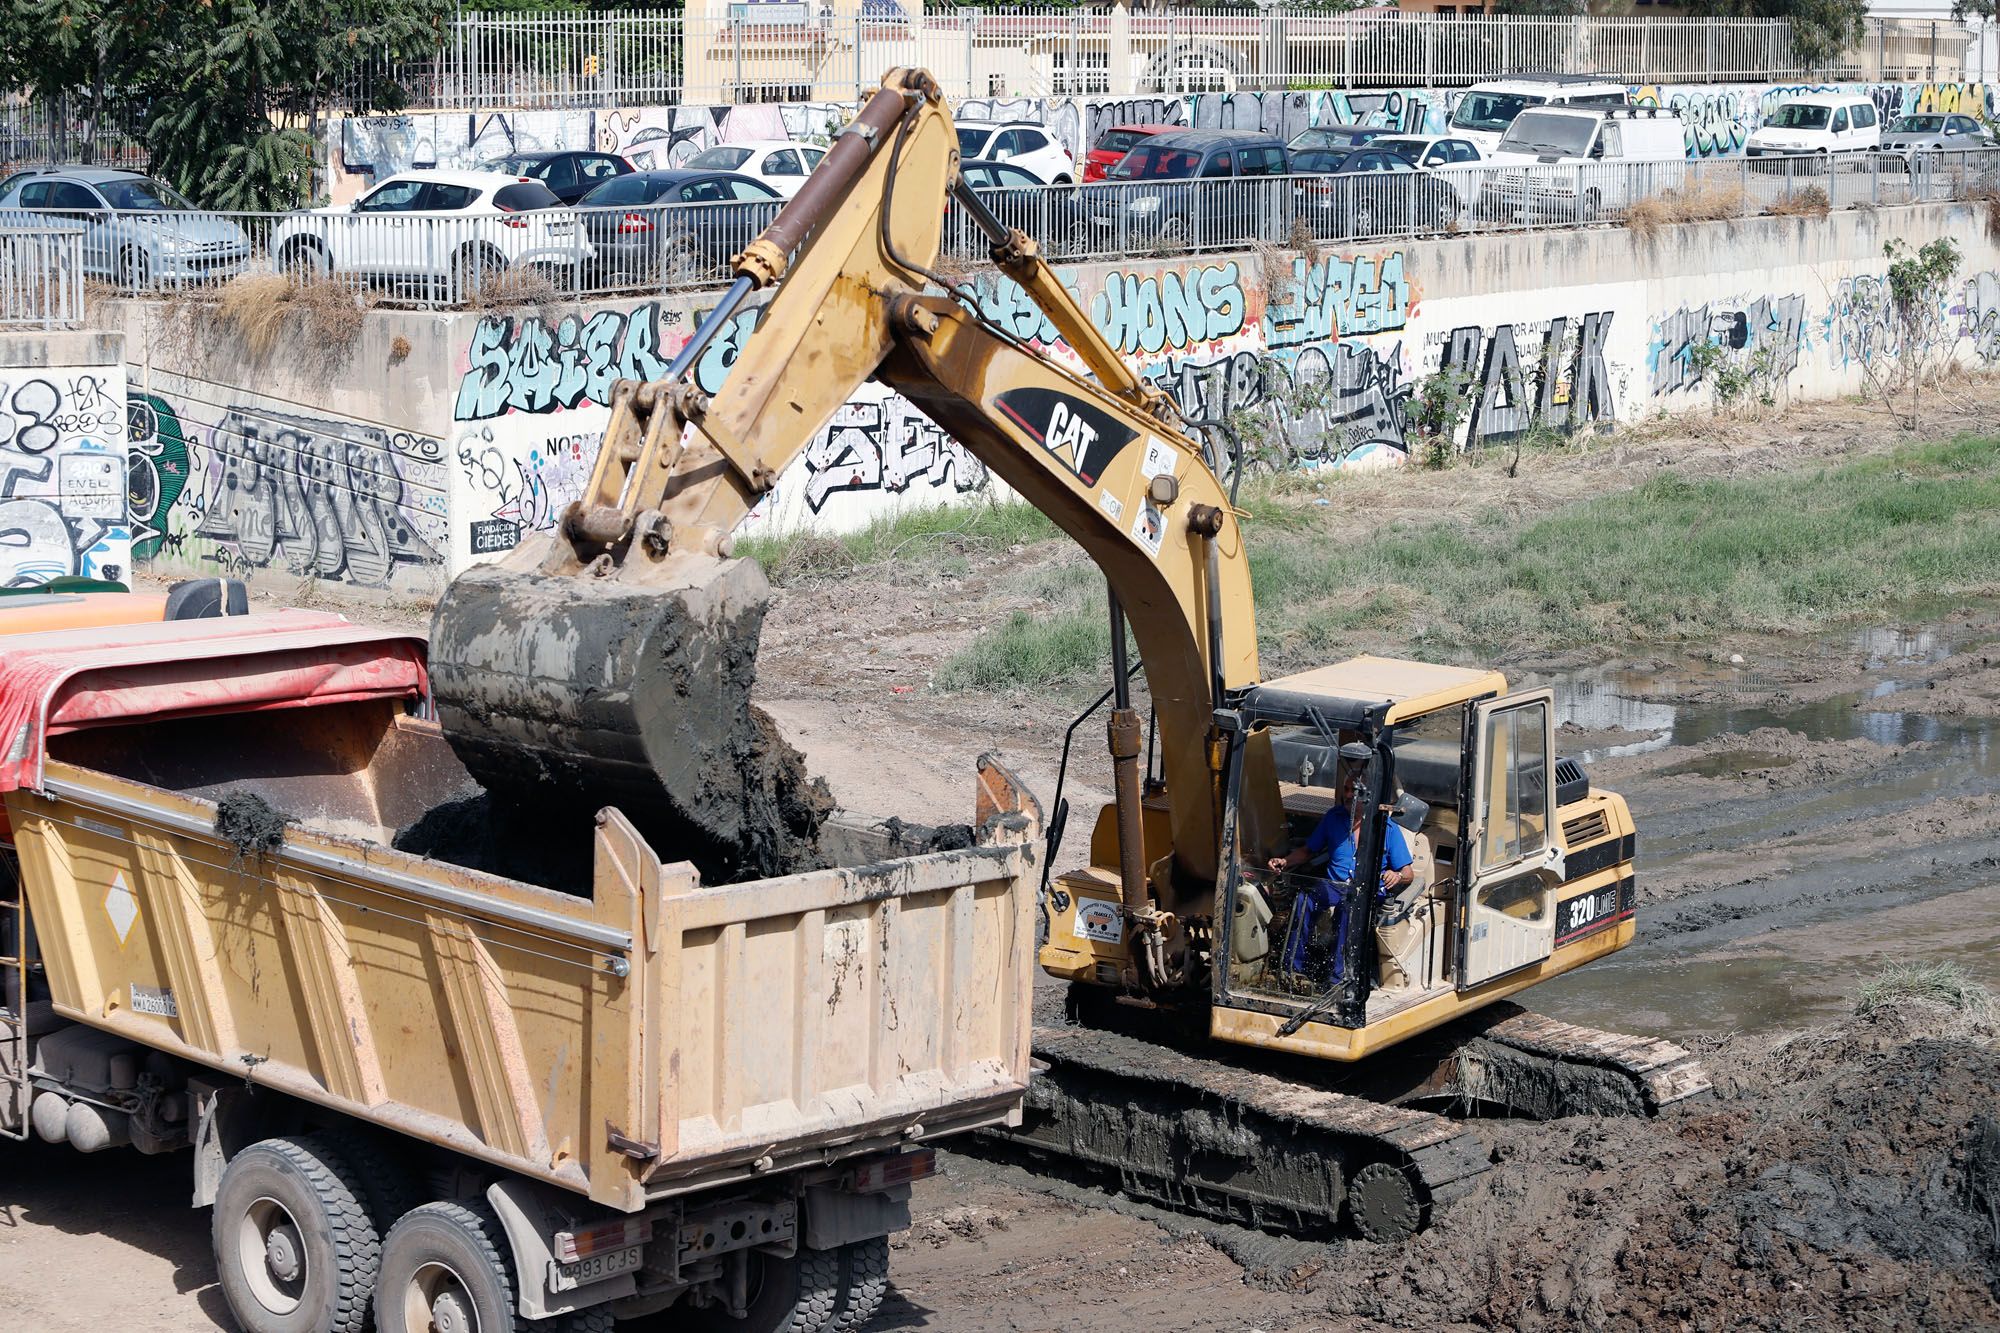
(546, 220, 574, 233)
(551, 1244, 642, 1291)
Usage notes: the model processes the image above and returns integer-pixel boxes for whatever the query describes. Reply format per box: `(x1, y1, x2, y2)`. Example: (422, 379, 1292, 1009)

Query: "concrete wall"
(324, 80, 2000, 202)
(0, 331, 128, 587)
(117, 200, 2000, 595)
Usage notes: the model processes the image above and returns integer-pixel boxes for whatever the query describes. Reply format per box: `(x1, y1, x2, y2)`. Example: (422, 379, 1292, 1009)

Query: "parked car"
(684, 141, 828, 198)
(1369, 135, 1486, 169)
(1287, 126, 1388, 155)
(1745, 93, 1882, 158)
(949, 158, 1076, 256)
(269, 170, 588, 300)
(954, 121, 1076, 184)
(575, 168, 781, 282)
(1290, 147, 1463, 237)
(1083, 123, 1181, 182)
(484, 150, 633, 205)
(1089, 129, 1288, 249)
(1880, 112, 1997, 167)
(1481, 107, 1687, 223)
(1447, 75, 1629, 157)
(0, 166, 250, 287)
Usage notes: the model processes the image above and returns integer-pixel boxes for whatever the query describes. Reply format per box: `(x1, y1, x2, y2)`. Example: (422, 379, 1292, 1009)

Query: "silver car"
(0, 167, 251, 287)
(1880, 112, 1996, 167)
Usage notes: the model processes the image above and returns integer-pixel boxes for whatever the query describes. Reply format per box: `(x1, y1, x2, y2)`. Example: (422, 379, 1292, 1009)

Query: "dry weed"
(1766, 185, 1832, 219)
(291, 276, 373, 347)
(216, 273, 295, 360)
(1627, 181, 1750, 237)
(461, 265, 567, 320)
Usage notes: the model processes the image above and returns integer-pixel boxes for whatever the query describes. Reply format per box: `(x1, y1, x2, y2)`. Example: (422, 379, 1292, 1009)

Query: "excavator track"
(998, 1025, 1490, 1243)
(975, 1005, 1710, 1244)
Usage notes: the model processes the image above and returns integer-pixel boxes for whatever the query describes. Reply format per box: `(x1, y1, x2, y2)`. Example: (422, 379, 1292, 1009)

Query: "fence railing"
(347, 9, 1986, 110)
(0, 224, 85, 329)
(12, 149, 1995, 311)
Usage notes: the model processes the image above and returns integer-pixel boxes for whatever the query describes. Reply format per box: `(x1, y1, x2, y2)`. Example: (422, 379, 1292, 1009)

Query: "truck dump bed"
(3, 612, 1038, 1212)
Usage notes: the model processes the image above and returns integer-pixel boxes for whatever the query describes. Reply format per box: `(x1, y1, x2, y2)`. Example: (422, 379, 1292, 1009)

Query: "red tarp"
(0, 609, 429, 795)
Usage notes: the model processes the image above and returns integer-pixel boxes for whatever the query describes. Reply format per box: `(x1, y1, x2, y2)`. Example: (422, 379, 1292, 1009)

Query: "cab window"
(1239, 145, 1286, 176)
(1831, 108, 1850, 133)
(1479, 699, 1550, 869)
(1201, 151, 1234, 178)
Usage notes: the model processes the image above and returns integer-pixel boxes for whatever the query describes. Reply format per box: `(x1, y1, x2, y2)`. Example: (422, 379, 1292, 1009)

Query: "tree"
(1685, 0, 1868, 70)
(1, 0, 454, 209)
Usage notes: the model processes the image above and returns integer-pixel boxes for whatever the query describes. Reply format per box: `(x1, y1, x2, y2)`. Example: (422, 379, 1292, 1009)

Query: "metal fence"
(0, 96, 150, 175)
(12, 149, 1994, 311)
(0, 225, 85, 329)
(351, 9, 1985, 110)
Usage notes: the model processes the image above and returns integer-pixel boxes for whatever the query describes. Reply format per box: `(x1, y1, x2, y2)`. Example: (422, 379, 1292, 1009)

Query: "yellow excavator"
(430, 68, 1708, 1248)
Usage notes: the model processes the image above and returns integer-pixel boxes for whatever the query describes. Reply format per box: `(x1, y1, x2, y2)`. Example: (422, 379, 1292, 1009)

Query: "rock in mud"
(428, 557, 832, 886)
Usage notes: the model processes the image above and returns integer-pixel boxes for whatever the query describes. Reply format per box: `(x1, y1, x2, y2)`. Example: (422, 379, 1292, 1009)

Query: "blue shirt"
(1304, 804, 1412, 887)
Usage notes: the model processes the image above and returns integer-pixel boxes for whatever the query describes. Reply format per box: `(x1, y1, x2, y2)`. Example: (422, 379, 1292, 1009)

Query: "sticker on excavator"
(1099, 490, 1123, 522)
(993, 386, 1137, 486)
(1129, 498, 1165, 558)
(1073, 899, 1124, 943)
(1555, 877, 1633, 945)
(1138, 437, 1177, 480)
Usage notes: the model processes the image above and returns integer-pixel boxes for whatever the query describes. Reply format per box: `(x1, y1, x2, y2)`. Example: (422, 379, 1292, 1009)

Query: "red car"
(1082, 123, 1184, 182)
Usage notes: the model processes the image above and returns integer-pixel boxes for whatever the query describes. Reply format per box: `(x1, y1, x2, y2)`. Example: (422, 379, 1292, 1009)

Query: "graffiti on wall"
(1428, 312, 1617, 445)
(1634, 80, 1998, 159)
(799, 395, 988, 515)
(333, 104, 847, 199)
(1648, 294, 1807, 396)
(0, 371, 129, 586)
(1963, 271, 2000, 364)
(130, 388, 447, 591)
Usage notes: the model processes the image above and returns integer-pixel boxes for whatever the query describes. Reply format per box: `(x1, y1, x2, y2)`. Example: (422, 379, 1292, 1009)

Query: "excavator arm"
(429, 69, 1257, 951)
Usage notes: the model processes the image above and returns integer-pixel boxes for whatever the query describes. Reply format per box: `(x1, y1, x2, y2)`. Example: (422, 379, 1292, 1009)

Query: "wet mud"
(428, 560, 833, 887)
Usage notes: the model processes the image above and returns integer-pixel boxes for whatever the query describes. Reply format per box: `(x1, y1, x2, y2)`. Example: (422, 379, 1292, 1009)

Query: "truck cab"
(1042, 656, 1636, 1062)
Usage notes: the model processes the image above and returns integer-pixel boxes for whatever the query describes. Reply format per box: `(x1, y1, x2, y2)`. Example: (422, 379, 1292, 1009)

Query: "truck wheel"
(678, 1245, 841, 1333)
(830, 1236, 889, 1330)
(211, 1134, 384, 1333)
(376, 1201, 517, 1333)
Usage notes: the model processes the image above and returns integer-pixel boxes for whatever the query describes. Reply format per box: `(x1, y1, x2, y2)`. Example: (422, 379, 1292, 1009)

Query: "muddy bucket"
(427, 556, 828, 884)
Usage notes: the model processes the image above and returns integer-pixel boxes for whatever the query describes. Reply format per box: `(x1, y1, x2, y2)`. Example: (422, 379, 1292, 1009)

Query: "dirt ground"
(7, 387, 2000, 1330)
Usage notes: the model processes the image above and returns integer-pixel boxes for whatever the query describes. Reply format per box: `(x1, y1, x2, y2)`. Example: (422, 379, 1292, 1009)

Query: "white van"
(1480, 106, 1687, 222)
(1447, 74, 1630, 157)
(1744, 93, 1882, 158)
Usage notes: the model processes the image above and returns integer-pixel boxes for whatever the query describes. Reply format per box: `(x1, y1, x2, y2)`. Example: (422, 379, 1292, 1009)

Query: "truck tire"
(830, 1236, 889, 1330)
(211, 1134, 384, 1333)
(317, 1126, 419, 1233)
(376, 1200, 517, 1333)
(676, 1245, 842, 1333)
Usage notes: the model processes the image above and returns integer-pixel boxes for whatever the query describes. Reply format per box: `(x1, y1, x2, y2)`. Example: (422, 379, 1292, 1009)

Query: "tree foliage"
(1, 0, 454, 210)
(1684, 0, 1868, 68)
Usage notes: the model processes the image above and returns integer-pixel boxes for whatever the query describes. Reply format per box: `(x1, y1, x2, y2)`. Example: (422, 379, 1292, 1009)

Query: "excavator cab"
(1203, 657, 1603, 1059)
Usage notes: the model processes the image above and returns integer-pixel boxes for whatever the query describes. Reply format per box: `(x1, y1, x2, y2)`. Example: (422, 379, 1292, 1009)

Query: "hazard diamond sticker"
(104, 872, 138, 945)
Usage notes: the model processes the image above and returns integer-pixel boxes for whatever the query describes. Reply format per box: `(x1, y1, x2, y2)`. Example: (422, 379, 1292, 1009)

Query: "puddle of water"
(1654, 749, 1799, 779)
(1536, 883, 2000, 1037)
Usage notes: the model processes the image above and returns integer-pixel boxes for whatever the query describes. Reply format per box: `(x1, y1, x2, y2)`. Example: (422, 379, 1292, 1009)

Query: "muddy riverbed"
(764, 602, 2000, 1332)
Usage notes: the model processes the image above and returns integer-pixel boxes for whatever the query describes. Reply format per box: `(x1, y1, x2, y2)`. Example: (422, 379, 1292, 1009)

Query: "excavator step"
(990, 1024, 1491, 1243)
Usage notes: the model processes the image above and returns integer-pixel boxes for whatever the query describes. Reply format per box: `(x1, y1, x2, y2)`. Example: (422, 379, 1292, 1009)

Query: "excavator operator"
(1267, 764, 1415, 985)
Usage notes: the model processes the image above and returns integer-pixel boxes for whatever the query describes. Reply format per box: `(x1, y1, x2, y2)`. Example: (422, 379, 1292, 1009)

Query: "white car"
(1447, 75, 1629, 157)
(684, 141, 828, 198)
(953, 121, 1075, 184)
(1482, 107, 1687, 222)
(1368, 135, 1485, 169)
(270, 170, 591, 299)
(1745, 93, 1882, 158)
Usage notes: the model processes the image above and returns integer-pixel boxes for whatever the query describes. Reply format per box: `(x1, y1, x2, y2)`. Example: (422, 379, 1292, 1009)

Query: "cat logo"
(993, 386, 1138, 485)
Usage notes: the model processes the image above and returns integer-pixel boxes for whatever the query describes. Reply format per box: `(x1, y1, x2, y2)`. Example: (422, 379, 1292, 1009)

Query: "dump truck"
(0, 599, 1041, 1333)
(429, 65, 1709, 1249)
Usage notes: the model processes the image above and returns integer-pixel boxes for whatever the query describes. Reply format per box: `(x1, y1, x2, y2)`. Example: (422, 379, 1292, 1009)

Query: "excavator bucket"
(428, 555, 829, 886)
(426, 71, 949, 887)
